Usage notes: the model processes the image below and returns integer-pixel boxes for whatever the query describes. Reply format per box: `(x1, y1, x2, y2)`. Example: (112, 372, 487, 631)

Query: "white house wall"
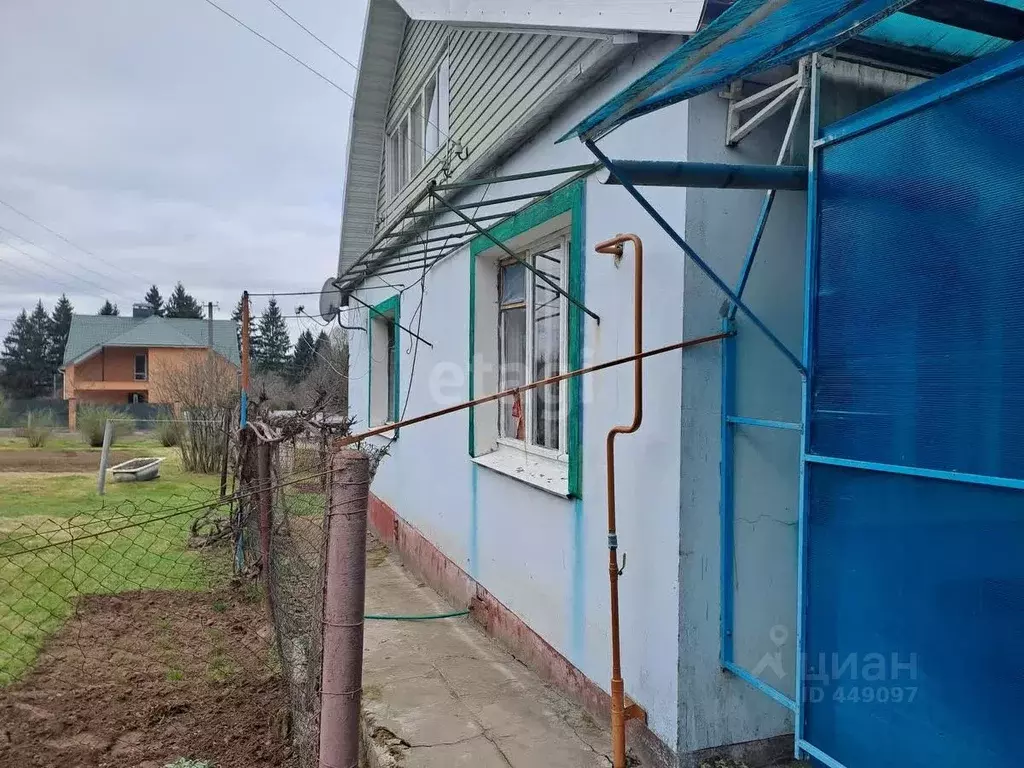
(345, 35, 693, 751)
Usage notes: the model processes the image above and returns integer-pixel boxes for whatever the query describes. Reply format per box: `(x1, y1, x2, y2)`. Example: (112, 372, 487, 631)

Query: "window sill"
(472, 444, 569, 499)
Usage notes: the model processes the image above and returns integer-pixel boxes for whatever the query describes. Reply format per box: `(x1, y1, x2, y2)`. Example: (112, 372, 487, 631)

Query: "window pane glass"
(397, 118, 409, 189)
(499, 306, 526, 440)
(424, 75, 439, 155)
(388, 131, 402, 198)
(499, 262, 525, 305)
(531, 247, 562, 450)
(410, 97, 424, 175)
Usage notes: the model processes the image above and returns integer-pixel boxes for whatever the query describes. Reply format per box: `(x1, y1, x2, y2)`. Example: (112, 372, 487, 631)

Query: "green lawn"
(0, 432, 166, 452)
(0, 443, 228, 685)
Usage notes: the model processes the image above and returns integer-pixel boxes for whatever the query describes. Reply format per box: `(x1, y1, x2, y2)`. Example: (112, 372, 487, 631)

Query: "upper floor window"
(387, 56, 450, 201)
(134, 352, 148, 381)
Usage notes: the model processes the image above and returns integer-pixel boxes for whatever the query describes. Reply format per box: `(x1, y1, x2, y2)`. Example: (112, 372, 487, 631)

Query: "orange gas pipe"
(595, 234, 644, 768)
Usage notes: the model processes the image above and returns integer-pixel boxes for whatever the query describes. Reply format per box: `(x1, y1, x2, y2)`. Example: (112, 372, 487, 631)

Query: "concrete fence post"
(319, 449, 370, 768)
(96, 420, 114, 496)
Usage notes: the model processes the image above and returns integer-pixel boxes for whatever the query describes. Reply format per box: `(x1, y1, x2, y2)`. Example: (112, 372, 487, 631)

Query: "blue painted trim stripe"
(719, 319, 736, 666)
(728, 190, 776, 320)
(797, 739, 850, 768)
(805, 453, 1024, 491)
(794, 54, 822, 759)
(727, 416, 802, 432)
(723, 661, 798, 712)
(818, 40, 1024, 147)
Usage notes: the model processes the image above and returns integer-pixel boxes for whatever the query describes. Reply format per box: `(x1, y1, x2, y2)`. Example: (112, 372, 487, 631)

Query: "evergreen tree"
(165, 282, 204, 319)
(48, 294, 74, 374)
(143, 285, 165, 317)
(0, 310, 32, 397)
(314, 330, 329, 355)
(289, 329, 317, 383)
(25, 302, 52, 395)
(98, 300, 119, 316)
(254, 298, 290, 373)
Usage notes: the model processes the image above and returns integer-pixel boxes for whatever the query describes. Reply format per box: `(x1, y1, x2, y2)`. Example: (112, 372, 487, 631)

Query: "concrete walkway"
(361, 538, 615, 768)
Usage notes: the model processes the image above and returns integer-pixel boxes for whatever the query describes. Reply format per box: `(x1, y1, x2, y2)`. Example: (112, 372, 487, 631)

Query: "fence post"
(219, 408, 231, 499)
(319, 449, 370, 768)
(256, 441, 273, 588)
(96, 420, 114, 496)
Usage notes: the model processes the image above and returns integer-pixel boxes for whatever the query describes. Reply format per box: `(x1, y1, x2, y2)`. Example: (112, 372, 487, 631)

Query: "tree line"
(232, 297, 328, 384)
(0, 295, 74, 398)
(96, 282, 206, 319)
(1, 288, 332, 399)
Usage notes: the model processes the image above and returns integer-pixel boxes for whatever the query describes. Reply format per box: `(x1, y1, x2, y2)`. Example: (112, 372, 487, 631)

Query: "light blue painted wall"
(345, 35, 693, 749)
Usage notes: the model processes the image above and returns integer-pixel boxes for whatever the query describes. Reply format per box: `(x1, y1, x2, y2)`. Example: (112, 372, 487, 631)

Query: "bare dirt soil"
(0, 587, 294, 768)
(0, 450, 145, 472)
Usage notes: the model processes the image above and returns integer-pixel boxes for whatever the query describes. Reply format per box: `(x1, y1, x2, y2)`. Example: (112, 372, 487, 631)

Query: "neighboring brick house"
(61, 315, 240, 429)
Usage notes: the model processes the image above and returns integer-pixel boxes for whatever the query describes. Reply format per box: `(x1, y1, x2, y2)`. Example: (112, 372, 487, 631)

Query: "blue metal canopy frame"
(581, 18, 1024, 763)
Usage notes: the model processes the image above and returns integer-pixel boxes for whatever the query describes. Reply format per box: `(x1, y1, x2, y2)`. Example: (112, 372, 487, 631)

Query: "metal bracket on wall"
(721, 58, 810, 148)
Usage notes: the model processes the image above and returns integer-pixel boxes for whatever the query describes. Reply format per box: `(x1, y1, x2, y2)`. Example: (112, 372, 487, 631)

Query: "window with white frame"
(497, 235, 568, 456)
(386, 56, 450, 201)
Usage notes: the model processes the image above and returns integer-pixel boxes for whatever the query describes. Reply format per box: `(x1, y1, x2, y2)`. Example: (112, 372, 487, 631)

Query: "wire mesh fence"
(0, 393, 379, 767)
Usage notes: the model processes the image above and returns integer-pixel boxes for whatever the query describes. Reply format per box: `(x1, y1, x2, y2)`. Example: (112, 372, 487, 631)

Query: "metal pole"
(594, 234, 645, 768)
(319, 449, 370, 768)
(240, 291, 250, 428)
(430, 190, 601, 324)
(338, 331, 731, 447)
(97, 419, 113, 496)
(431, 162, 598, 191)
(207, 301, 214, 350)
(219, 408, 231, 499)
(343, 292, 434, 349)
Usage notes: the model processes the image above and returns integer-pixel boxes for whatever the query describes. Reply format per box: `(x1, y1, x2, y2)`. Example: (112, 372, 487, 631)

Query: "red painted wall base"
(367, 493, 675, 768)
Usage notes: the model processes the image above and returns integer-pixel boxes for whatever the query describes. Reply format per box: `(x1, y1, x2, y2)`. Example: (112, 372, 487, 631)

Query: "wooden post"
(240, 291, 250, 428)
(319, 449, 370, 768)
(97, 420, 114, 495)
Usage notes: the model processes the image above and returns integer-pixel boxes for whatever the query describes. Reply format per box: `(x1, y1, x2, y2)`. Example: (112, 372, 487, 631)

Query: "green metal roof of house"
(63, 315, 241, 368)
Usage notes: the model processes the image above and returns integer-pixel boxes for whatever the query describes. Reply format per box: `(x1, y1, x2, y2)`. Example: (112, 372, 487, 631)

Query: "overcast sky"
(0, 0, 366, 341)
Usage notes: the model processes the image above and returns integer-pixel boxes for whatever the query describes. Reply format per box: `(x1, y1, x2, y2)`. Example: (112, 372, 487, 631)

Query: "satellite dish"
(319, 277, 343, 322)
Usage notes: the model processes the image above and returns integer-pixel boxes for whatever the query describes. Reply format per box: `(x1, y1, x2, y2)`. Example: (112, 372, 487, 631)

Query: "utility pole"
(207, 301, 215, 353)
(240, 291, 250, 428)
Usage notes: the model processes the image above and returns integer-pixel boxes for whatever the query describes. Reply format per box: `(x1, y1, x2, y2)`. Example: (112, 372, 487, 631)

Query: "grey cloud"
(0, 0, 366, 338)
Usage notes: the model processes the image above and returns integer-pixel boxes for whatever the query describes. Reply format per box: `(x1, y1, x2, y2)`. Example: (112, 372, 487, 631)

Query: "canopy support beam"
(599, 161, 807, 190)
(585, 140, 805, 374)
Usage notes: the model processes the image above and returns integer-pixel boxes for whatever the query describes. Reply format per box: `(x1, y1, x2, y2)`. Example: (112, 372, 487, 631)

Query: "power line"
(262, 0, 359, 71)
(0, 223, 138, 295)
(0, 252, 113, 304)
(208, 0, 449, 151)
(0, 197, 150, 285)
(0, 232, 136, 303)
(198, 0, 356, 98)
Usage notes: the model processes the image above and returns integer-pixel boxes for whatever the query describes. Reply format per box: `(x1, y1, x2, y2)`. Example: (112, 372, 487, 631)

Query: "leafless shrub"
(163, 356, 238, 474)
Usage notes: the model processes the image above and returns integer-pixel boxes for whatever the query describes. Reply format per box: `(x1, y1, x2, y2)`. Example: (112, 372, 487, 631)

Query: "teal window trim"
(468, 179, 585, 497)
(367, 294, 401, 430)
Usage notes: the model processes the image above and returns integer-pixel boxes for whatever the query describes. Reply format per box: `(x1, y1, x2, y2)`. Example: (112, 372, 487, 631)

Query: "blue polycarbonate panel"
(809, 62, 1024, 480)
(860, 13, 1013, 60)
(804, 463, 1024, 767)
(820, 40, 1024, 144)
(564, 0, 912, 141)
